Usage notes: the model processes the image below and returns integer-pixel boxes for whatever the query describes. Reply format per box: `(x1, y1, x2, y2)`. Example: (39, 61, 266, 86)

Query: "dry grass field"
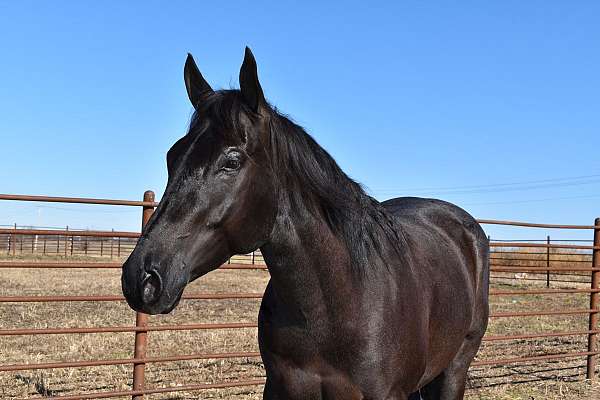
(1, 248, 599, 399)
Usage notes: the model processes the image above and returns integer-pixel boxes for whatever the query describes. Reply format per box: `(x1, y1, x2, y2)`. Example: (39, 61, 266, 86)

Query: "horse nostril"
(141, 269, 163, 305)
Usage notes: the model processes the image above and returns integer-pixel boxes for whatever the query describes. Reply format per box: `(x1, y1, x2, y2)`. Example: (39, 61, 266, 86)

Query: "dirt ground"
(1, 253, 599, 399)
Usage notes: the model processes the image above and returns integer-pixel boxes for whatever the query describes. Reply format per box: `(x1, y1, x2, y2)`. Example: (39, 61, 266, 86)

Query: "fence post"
(12, 223, 16, 256)
(64, 226, 68, 257)
(546, 236, 551, 288)
(8, 224, 13, 255)
(587, 217, 600, 380)
(132, 190, 155, 400)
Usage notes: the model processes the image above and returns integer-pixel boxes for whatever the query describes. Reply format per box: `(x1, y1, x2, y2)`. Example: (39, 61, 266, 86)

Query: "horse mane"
(192, 90, 406, 273)
(265, 101, 407, 273)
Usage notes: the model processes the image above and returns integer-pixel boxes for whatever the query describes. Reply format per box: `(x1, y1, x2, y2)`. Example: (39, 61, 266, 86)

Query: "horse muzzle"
(122, 260, 186, 315)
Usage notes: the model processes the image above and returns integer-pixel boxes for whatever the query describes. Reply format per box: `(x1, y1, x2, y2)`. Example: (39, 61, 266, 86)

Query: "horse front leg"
(263, 378, 279, 400)
(261, 370, 324, 400)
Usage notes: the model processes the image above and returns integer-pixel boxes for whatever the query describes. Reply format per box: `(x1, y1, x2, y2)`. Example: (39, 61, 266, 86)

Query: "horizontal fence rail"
(0, 193, 158, 207)
(0, 192, 599, 398)
(0, 352, 263, 373)
(0, 293, 264, 302)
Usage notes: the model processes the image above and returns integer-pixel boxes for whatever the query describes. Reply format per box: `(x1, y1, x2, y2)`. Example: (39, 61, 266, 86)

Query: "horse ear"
(184, 53, 213, 109)
(239, 47, 265, 112)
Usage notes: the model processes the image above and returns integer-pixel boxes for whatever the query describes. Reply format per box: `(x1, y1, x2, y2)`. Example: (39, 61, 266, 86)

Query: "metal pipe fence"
(0, 192, 598, 398)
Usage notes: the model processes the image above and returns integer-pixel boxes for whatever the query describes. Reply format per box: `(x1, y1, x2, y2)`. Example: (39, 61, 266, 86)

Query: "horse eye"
(223, 158, 241, 171)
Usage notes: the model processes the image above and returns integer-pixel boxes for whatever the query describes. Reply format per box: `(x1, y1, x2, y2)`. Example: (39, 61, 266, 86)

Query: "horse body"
(258, 197, 488, 399)
(121, 48, 489, 400)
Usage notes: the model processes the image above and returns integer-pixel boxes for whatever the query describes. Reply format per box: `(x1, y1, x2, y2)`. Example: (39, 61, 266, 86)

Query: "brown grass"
(1, 247, 599, 399)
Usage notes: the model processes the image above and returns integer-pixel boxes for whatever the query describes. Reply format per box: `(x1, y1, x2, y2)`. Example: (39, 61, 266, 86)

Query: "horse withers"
(121, 48, 489, 400)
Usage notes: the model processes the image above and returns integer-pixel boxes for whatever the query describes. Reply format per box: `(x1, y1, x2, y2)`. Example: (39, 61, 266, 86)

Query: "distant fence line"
(0, 192, 598, 399)
(0, 224, 591, 286)
(0, 223, 263, 263)
(1, 227, 136, 258)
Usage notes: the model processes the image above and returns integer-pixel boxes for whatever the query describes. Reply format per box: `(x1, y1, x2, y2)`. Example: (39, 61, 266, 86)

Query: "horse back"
(382, 196, 487, 244)
(382, 196, 488, 308)
(382, 196, 488, 275)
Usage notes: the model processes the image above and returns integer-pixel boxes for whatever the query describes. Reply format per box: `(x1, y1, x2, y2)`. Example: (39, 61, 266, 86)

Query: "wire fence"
(0, 192, 598, 398)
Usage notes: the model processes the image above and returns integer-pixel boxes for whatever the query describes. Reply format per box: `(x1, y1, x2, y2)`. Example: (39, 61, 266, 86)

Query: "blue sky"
(0, 1, 598, 241)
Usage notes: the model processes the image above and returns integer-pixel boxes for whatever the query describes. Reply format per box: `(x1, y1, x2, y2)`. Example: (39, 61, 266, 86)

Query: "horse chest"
(259, 285, 426, 399)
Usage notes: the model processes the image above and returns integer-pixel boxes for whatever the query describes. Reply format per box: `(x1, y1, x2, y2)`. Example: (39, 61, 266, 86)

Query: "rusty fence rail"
(0, 192, 598, 398)
(474, 218, 600, 381)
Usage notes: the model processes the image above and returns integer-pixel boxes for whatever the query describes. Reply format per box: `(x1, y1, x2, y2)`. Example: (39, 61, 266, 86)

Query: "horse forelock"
(187, 90, 253, 144)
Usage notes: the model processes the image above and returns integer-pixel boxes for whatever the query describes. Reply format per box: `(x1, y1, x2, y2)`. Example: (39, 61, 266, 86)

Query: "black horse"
(121, 48, 489, 400)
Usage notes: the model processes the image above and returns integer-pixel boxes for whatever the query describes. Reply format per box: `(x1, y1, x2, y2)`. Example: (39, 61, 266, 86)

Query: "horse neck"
(259, 199, 358, 321)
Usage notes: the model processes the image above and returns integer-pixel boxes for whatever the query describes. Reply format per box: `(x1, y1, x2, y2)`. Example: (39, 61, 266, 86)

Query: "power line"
(370, 175, 600, 196)
(369, 173, 600, 194)
(460, 194, 600, 206)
